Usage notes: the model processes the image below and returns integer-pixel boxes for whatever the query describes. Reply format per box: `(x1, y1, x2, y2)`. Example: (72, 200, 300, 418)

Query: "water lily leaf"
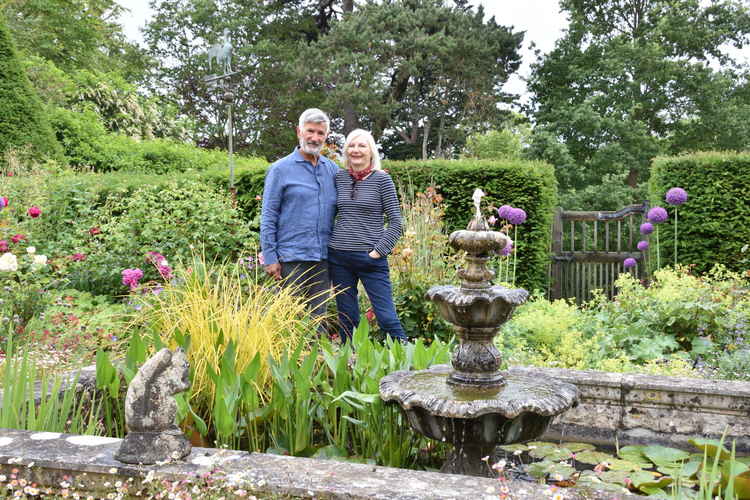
(688, 438, 731, 460)
(730, 470, 750, 499)
(575, 450, 617, 465)
(638, 485, 668, 497)
(526, 460, 575, 480)
(643, 445, 691, 466)
(530, 446, 573, 461)
(599, 470, 631, 486)
(565, 442, 596, 452)
(737, 456, 750, 466)
(526, 460, 557, 479)
(618, 445, 650, 463)
(498, 443, 528, 453)
(632, 472, 674, 490)
(606, 458, 643, 472)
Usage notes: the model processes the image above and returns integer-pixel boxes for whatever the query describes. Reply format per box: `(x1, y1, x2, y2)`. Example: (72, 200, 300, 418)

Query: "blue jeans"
(328, 248, 407, 343)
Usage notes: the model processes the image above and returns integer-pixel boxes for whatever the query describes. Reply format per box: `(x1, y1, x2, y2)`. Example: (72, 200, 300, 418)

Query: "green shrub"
(0, 17, 62, 163)
(649, 152, 750, 273)
(0, 172, 255, 297)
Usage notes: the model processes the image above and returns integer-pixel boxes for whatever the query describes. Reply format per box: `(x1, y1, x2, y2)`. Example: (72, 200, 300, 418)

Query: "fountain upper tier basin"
(380, 364, 579, 421)
(427, 285, 528, 328)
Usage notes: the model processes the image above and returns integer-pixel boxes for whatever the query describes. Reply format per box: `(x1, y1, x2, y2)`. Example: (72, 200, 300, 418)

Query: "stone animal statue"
(114, 347, 192, 465)
(207, 28, 232, 74)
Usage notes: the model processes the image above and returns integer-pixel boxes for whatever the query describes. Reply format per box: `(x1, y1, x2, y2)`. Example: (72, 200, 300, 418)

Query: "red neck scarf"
(348, 165, 373, 182)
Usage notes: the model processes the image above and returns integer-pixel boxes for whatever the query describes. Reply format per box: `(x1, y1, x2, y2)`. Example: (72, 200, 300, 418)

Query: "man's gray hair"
(298, 108, 330, 133)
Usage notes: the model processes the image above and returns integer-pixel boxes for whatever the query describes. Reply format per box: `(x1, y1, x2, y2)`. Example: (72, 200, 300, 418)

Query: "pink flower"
(258, 252, 265, 265)
(0, 241, 7, 252)
(488, 215, 497, 226)
(89, 227, 101, 236)
(27, 206, 41, 218)
(0, 197, 7, 208)
(11, 234, 26, 244)
(121, 268, 144, 290)
(365, 308, 376, 322)
(70, 253, 87, 261)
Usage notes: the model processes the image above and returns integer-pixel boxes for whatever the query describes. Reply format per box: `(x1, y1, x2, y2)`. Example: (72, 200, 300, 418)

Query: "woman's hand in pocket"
(368, 250, 381, 259)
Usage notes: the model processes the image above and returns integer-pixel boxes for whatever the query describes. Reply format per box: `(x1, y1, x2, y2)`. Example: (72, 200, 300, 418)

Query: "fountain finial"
(471, 188, 485, 220)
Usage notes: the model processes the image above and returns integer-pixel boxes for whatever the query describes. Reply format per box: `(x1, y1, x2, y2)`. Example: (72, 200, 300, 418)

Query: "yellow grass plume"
(137, 256, 322, 406)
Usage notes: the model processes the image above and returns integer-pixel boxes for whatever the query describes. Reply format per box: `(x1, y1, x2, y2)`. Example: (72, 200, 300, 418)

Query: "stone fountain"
(380, 190, 580, 477)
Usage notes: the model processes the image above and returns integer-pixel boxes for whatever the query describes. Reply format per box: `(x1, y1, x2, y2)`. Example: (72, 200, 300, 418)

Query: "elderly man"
(260, 108, 338, 324)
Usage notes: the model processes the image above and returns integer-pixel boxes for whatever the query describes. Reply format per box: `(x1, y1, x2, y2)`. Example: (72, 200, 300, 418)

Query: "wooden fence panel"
(549, 203, 649, 303)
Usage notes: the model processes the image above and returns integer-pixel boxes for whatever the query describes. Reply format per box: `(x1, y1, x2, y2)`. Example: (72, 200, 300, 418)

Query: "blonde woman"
(328, 129, 407, 343)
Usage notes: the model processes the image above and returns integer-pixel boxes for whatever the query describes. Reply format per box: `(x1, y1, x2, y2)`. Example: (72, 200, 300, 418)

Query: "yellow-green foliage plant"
(134, 255, 320, 408)
(498, 295, 604, 370)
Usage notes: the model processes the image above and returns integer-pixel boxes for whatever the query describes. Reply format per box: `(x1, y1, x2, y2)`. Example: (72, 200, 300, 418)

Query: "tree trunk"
(422, 118, 431, 160)
(342, 103, 359, 136)
(436, 115, 444, 157)
(343, 0, 354, 13)
(626, 168, 639, 188)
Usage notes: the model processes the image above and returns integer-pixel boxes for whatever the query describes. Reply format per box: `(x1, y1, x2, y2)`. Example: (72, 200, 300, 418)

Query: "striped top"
(328, 169, 403, 256)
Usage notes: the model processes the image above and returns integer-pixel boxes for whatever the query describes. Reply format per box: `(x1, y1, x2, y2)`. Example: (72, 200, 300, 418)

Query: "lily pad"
(530, 446, 573, 461)
(526, 460, 576, 480)
(722, 461, 750, 499)
(631, 471, 673, 490)
(564, 442, 596, 452)
(498, 443, 528, 453)
(643, 445, 691, 466)
(599, 469, 631, 486)
(606, 458, 644, 472)
(313, 445, 348, 459)
(575, 450, 618, 465)
(688, 438, 732, 461)
(618, 445, 650, 463)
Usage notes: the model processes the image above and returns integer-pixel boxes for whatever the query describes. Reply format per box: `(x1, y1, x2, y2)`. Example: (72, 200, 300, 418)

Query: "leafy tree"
(2, 0, 148, 78)
(309, 0, 523, 158)
(0, 16, 62, 161)
(143, 0, 522, 159)
(463, 114, 531, 160)
(527, 0, 750, 192)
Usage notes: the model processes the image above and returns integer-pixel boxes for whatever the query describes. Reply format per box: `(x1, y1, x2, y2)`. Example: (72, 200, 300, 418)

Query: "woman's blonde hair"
(343, 129, 381, 171)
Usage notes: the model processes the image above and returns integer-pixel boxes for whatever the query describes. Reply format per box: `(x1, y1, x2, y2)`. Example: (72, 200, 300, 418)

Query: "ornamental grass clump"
(133, 254, 319, 409)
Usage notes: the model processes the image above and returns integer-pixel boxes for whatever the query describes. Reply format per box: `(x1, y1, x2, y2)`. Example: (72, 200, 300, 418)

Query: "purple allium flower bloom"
(500, 240, 514, 256)
(507, 208, 527, 225)
(640, 222, 654, 235)
(623, 258, 637, 269)
(637, 240, 649, 251)
(647, 206, 668, 223)
(497, 205, 512, 219)
(665, 187, 688, 206)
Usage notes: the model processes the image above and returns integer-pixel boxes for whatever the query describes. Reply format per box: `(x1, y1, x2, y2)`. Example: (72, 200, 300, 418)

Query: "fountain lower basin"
(380, 364, 579, 476)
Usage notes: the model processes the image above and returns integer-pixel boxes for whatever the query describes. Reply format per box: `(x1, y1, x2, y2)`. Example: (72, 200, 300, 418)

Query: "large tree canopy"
(527, 0, 750, 191)
(143, 0, 522, 159)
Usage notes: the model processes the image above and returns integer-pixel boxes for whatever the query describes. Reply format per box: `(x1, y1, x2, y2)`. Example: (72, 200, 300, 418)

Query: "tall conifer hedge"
(0, 16, 61, 161)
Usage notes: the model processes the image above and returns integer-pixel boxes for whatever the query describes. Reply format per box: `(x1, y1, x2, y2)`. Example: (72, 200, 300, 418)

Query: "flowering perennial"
(507, 207, 527, 225)
(27, 206, 41, 218)
(623, 257, 637, 269)
(497, 205, 512, 219)
(637, 240, 649, 252)
(122, 268, 144, 290)
(640, 222, 654, 235)
(647, 206, 668, 223)
(666, 187, 688, 206)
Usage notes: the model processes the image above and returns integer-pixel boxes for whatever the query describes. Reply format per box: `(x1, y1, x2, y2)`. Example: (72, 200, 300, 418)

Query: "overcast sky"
(116, 0, 568, 101)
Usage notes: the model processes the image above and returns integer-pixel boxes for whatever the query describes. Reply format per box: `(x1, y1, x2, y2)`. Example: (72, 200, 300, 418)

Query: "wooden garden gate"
(549, 202, 649, 303)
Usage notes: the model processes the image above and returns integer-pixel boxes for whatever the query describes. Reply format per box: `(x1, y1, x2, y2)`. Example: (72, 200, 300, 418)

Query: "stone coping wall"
(507, 366, 750, 454)
(0, 428, 637, 499)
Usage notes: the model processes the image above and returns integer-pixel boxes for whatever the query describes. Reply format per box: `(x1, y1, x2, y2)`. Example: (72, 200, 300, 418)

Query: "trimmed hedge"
(649, 152, 750, 273)
(50, 107, 267, 174)
(0, 17, 62, 161)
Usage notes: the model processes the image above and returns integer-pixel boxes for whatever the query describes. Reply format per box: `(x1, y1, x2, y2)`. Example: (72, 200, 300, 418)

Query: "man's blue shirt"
(260, 148, 339, 265)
